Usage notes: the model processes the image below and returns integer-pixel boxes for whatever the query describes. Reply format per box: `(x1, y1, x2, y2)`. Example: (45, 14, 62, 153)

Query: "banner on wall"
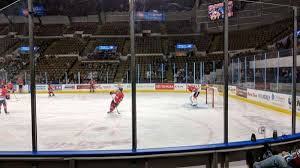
(236, 87, 247, 98)
(136, 84, 155, 91)
(247, 89, 271, 103)
(288, 96, 300, 111)
(228, 86, 236, 95)
(155, 83, 175, 90)
(63, 85, 76, 90)
(36, 85, 47, 91)
(98, 84, 119, 90)
(271, 92, 287, 107)
(76, 85, 90, 90)
(247, 89, 297, 112)
(175, 84, 186, 91)
(53, 85, 62, 91)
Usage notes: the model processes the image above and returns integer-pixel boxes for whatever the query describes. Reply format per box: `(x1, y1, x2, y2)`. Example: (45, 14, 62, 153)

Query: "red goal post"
(205, 86, 218, 108)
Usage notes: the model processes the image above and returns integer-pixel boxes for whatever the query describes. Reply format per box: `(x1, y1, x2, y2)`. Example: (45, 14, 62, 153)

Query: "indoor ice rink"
(1, 0, 300, 167)
(0, 92, 297, 151)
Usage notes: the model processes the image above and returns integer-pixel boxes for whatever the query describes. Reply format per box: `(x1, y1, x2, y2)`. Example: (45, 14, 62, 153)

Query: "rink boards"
(13, 83, 300, 116)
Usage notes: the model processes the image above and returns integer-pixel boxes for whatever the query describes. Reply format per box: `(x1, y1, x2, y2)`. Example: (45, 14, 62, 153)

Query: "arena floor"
(0, 92, 298, 151)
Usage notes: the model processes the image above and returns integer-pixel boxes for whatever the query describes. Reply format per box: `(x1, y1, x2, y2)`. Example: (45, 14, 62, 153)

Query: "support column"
(78, 72, 80, 84)
(173, 63, 176, 83)
(223, 0, 229, 144)
(161, 64, 164, 83)
(254, 55, 256, 89)
(213, 61, 216, 84)
(237, 58, 240, 84)
(245, 57, 247, 83)
(264, 53, 267, 90)
(28, 0, 37, 152)
(277, 52, 280, 92)
(200, 62, 202, 83)
(45, 72, 48, 84)
(193, 62, 196, 83)
(292, 7, 297, 135)
(65, 72, 68, 84)
(129, 0, 137, 151)
(185, 63, 188, 83)
(149, 64, 152, 83)
(106, 71, 109, 84)
(137, 64, 140, 83)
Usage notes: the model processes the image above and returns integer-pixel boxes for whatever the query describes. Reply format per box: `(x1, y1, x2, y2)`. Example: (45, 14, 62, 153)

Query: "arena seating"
(135, 21, 162, 33)
(70, 61, 119, 84)
(83, 38, 125, 60)
(0, 16, 294, 85)
(102, 0, 129, 12)
(35, 24, 67, 36)
(42, 0, 100, 16)
(36, 56, 78, 83)
(136, 37, 162, 54)
(166, 35, 213, 52)
(0, 37, 18, 55)
(0, 24, 8, 35)
(65, 23, 99, 34)
(212, 19, 292, 51)
(9, 23, 28, 35)
(0, 57, 25, 82)
(44, 38, 86, 56)
(119, 56, 167, 83)
(166, 21, 194, 34)
(0, 38, 56, 82)
(96, 22, 129, 35)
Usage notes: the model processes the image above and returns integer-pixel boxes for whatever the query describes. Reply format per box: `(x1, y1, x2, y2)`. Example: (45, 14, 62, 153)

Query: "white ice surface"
(0, 92, 298, 151)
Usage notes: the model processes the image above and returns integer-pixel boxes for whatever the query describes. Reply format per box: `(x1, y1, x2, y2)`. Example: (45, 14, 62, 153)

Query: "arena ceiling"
(1, 0, 299, 11)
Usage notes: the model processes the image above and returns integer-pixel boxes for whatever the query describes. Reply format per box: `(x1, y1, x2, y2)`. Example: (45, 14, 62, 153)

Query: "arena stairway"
(166, 63, 174, 82)
(114, 61, 129, 83)
(209, 34, 220, 52)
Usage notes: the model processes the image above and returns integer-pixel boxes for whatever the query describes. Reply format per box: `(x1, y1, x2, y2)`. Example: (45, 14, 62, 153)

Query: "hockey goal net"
(205, 87, 218, 108)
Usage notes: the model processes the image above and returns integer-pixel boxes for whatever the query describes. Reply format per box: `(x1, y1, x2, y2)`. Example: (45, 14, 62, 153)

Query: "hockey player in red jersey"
(89, 79, 96, 93)
(7, 81, 14, 93)
(188, 85, 200, 106)
(0, 85, 8, 114)
(48, 84, 55, 97)
(108, 87, 124, 113)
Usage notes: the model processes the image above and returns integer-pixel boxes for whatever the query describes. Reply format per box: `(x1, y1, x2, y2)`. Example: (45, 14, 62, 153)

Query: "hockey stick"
(11, 91, 19, 102)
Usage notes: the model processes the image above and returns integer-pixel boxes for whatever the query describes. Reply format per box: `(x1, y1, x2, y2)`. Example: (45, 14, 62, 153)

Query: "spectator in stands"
(146, 71, 151, 81)
(248, 149, 300, 168)
(174, 73, 178, 83)
(188, 71, 193, 82)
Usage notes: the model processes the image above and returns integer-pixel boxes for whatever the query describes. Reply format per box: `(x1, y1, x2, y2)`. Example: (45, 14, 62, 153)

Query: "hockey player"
(48, 84, 55, 97)
(188, 85, 201, 106)
(0, 79, 5, 88)
(7, 81, 14, 93)
(108, 87, 124, 113)
(4, 83, 11, 100)
(0, 85, 8, 114)
(89, 79, 96, 93)
(17, 78, 24, 93)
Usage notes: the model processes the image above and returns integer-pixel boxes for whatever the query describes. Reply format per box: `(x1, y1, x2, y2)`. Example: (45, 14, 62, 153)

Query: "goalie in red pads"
(188, 85, 200, 106)
(108, 87, 124, 113)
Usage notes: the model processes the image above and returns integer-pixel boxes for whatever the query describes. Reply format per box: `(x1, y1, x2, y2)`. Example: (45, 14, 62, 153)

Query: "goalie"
(108, 87, 124, 113)
(188, 85, 200, 106)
